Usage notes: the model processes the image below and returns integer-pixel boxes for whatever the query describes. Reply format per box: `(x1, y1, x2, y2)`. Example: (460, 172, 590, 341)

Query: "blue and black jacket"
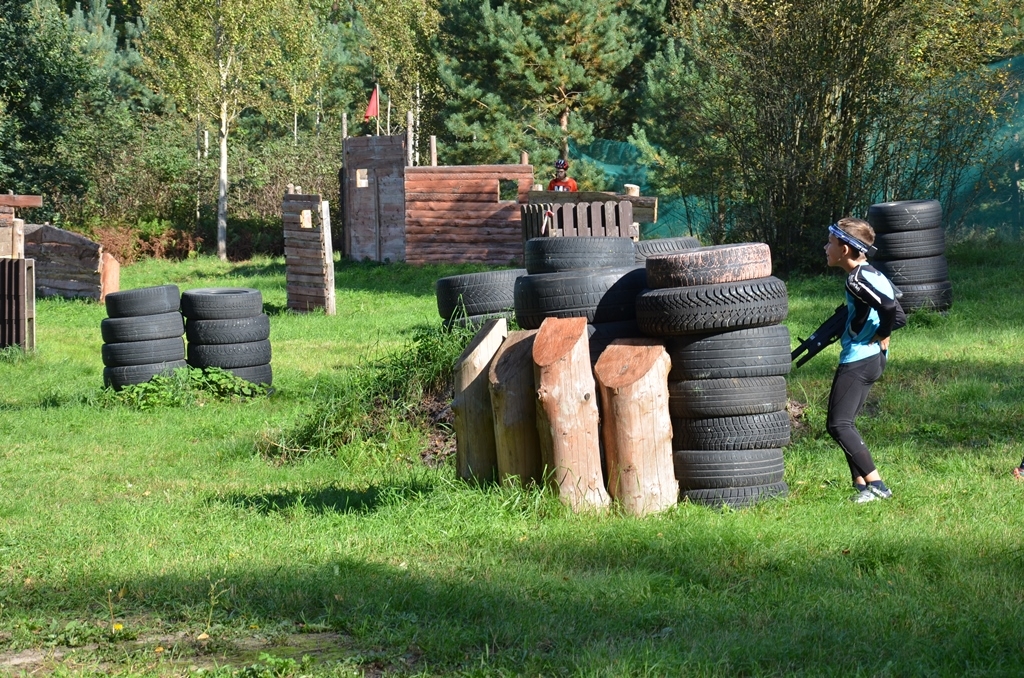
(839, 263, 905, 364)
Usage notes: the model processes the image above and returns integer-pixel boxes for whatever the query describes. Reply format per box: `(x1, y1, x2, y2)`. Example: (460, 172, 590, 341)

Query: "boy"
(547, 158, 578, 192)
(824, 217, 904, 503)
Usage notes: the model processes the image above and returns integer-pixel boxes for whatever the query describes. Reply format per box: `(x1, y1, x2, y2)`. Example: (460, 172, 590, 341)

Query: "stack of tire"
(514, 238, 646, 359)
(435, 269, 526, 329)
(866, 199, 952, 312)
(181, 288, 272, 387)
(634, 243, 792, 508)
(101, 285, 187, 390)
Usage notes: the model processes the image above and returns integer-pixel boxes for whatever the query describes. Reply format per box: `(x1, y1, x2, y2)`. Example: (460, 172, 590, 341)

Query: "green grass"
(2, 245, 1024, 676)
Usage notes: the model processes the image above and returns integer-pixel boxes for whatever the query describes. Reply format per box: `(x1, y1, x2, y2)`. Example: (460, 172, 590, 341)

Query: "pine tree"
(436, 0, 647, 169)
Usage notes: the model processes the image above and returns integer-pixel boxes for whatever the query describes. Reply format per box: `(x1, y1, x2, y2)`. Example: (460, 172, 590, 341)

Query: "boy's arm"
(847, 273, 898, 339)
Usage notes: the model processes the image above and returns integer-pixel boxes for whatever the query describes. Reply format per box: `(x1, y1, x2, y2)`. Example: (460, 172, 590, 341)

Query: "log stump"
(594, 338, 677, 515)
(453, 317, 508, 482)
(533, 316, 609, 511)
(488, 329, 542, 486)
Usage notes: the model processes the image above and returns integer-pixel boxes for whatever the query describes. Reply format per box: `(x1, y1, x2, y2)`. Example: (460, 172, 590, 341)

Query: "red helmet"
(554, 159, 569, 170)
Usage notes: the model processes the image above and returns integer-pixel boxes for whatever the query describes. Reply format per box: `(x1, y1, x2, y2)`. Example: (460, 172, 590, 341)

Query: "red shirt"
(547, 177, 578, 192)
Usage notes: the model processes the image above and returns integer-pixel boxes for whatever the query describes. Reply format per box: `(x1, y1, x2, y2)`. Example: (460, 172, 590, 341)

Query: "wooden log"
(320, 200, 336, 315)
(286, 271, 328, 285)
(99, 252, 119, 303)
(405, 233, 521, 245)
(488, 330, 543, 486)
(532, 316, 609, 511)
(593, 338, 677, 516)
(407, 165, 532, 175)
(0, 195, 43, 208)
(405, 203, 519, 217)
(284, 244, 325, 260)
(453, 318, 508, 482)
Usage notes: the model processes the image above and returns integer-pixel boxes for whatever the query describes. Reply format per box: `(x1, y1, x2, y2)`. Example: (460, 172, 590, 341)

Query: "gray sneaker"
(851, 486, 892, 503)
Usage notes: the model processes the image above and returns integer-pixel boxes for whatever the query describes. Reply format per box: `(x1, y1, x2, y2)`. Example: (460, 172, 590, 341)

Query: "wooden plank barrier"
(521, 201, 637, 243)
(283, 187, 336, 314)
(0, 258, 36, 350)
(594, 338, 677, 516)
(528, 190, 657, 223)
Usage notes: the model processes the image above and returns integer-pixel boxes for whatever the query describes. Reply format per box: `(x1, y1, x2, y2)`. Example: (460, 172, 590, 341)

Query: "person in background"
(547, 158, 578, 192)
(824, 217, 905, 503)
(1013, 457, 1024, 480)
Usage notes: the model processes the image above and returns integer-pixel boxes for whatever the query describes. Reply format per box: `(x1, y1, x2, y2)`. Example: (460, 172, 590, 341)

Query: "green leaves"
(101, 366, 270, 410)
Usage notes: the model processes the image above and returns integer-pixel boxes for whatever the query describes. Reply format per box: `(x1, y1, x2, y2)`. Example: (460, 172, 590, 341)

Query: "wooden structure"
(452, 317, 508, 482)
(528, 190, 658, 223)
(488, 329, 543, 485)
(283, 187, 336, 314)
(21, 224, 118, 301)
(0, 258, 35, 350)
(520, 201, 637, 242)
(533, 316, 609, 512)
(0, 193, 41, 259)
(341, 135, 534, 265)
(594, 339, 677, 516)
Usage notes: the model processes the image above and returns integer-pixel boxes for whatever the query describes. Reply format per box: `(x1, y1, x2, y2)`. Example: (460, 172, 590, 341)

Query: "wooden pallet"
(521, 201, 637, 244)
(0, 258, 36, 350)
(283, 190, 335, 314)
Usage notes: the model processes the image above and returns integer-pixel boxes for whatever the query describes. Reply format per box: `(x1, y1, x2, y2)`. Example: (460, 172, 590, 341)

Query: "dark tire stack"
(101, 285, 186, 391)
(867, 200, 952, 312)
(435, 269, 526, 328)
(514, 237, 646, 333)
(182, 288, 272, 387)
(635, 244, 791, 508)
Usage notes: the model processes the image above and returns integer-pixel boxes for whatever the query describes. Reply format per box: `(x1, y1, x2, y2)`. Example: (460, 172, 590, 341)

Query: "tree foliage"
(633, 0, 1021, 272)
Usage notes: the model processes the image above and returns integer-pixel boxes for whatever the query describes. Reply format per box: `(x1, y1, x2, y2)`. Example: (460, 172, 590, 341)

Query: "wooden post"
(342, 112, 348, 139)
(406, 110, 414, 167)
(320, 201, 336, 315)
(430, 135, 437, 166)
(533, 317, 609, 511)
(488, 329, 543, 485)
(623, 183, 640, 197)
(594, 338, 677, 516)
(453, 318, 508, 482)
(520, 151, 529, 165)
(99, 253, 120, 302)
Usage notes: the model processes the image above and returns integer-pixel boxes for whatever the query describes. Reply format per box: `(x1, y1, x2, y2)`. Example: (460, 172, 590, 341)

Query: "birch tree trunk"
(594, 338, 677, 516)
(217, 98, 229, 261)
(533, 317, 609, 511)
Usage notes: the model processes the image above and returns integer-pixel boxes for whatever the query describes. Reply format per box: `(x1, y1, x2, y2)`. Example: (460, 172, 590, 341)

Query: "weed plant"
(2, 246, 1024, 676)
(98, 367, 271, 410)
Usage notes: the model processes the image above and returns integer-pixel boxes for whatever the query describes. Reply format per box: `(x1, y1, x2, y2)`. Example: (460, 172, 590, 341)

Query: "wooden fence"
(521, 201, 637, 243)
(0, 258, 35, 350)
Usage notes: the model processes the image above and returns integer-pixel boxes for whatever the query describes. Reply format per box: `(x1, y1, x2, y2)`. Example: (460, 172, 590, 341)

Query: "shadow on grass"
(215, 479, 437, 515)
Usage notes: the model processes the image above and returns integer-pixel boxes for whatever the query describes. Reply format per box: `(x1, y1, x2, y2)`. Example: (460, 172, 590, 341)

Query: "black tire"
(524, 237, 636, 274)
(644, 243, 773, 289)
(588, 320, 643, 363)
(101, 337, 186, 367)
(681, 482, 789, 508)
(435, 269, 525, 321)
(100, 312, 184, 344)
(636, 276, 788, 337)
(672, 411, 791, 450)
(104, 285, 180, 318)
(103, 359, 188, 391)
(872, 227, 945, 261)
(514, 266, 647, 330)
(180, 288, 264, 320)
(666, 325, 792, 381)
(222, 363, 273, 386)
(866, 200, 943, 233)
(634, 236, 702, 263)
(873, 256, 949, 286)
(185, 314, 270, 345)
(669, 376, 787, 418)
(674, 448, 785, 490)
(187, 340, 272, 369)
(897, 280, 953, 313)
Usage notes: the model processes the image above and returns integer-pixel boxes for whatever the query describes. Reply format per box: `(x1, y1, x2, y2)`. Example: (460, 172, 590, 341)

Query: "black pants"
(827, 352, 886, 481)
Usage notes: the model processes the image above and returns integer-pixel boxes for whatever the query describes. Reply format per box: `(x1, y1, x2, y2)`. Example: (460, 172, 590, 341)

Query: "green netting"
(571, 55, 1024, 242)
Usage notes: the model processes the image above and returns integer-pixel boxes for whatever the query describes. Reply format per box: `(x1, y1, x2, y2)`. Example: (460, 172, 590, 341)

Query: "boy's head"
(825, 216, 876, 269)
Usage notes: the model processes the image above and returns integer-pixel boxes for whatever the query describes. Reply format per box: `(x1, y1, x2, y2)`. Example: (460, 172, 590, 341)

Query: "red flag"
(363, 85, 379, 121)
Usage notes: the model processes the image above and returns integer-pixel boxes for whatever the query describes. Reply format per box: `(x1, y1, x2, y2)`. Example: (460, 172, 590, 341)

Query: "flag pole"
(376, 83, 380, 136)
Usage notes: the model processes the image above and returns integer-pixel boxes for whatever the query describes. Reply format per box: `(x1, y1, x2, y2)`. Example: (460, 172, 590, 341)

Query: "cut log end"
(532, 316, 589, 367)
(593, 338, 668, 389)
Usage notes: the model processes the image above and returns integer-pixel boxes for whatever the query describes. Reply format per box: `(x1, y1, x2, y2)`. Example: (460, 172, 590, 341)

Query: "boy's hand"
(874, 335, 890, 351)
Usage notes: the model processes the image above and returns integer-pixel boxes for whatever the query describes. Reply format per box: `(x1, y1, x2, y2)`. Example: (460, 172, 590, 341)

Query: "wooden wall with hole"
(340, 135, 534, 265)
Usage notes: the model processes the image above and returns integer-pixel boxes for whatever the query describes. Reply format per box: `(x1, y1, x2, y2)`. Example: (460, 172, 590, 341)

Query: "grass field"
(1, 241, 1024, 677)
